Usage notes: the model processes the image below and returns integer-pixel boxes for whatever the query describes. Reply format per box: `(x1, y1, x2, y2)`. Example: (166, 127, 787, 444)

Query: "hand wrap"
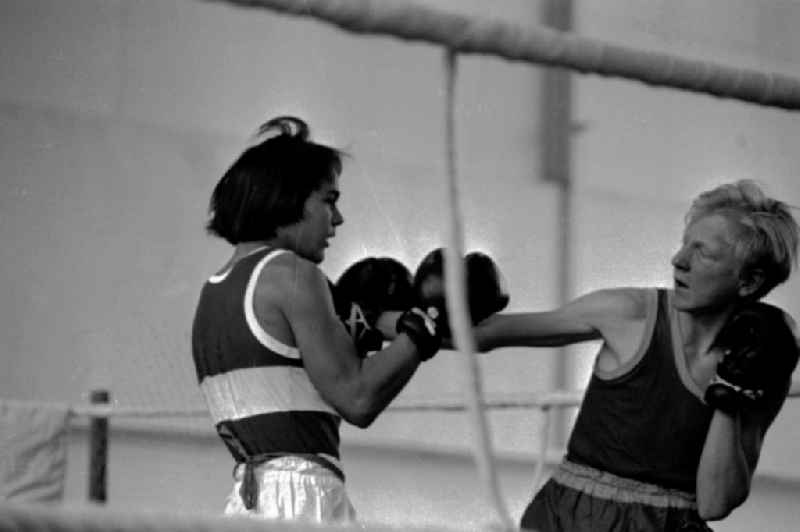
(396, 307, 442, 361)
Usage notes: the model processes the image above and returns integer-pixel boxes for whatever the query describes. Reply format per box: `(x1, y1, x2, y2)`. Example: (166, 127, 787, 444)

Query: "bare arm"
(274, 254, 425, 428)
(696, 394, 784, 520)
(473, 288, 647, 352)
(697, 312, 799, 520)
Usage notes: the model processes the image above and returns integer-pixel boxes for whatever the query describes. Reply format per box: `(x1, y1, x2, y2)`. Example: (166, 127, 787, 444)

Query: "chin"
(296, 249, 324, 264)
(671, 288, 687, 306)
(673, 294, 732, 316)
(671, 290, 700, 312)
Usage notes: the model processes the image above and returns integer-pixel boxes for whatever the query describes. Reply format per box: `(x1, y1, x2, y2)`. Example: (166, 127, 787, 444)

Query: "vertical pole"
(540, 0, 574, 449)
(88, 389, 109, 503)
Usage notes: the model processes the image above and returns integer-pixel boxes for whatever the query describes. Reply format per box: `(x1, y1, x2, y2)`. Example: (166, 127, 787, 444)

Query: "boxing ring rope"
(2, 388, 582, 515)
(15, 390, 586, 418)
(0, 500, 477, 532)
(25, 382, 800, 417)
(1, 389, 584, 519)
(202, 0, 800, 111)
(440, 48, 513, 529)
(4, 382, 800, 504)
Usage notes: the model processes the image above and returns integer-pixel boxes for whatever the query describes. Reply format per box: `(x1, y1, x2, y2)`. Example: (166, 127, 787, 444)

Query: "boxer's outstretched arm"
(473, 288, 647, 351)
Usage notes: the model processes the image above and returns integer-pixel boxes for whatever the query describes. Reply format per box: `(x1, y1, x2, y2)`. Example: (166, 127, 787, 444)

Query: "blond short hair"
(686, 180, 799, 299)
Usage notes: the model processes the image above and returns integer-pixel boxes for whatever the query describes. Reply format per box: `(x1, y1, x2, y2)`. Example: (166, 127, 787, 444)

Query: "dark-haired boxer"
(191, 116, 442, 525)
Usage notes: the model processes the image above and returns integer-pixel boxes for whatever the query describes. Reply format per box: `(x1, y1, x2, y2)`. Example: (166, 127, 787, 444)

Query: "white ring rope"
(0, 391, 586, 418)
(8, 380, 800, 418)
(441, 48, 514, 530)
(201, 0, 800, 110)
(0, 501, 459, 532)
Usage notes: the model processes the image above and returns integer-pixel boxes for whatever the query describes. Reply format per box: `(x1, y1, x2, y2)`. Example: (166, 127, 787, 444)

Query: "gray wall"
(2, 0, 800, 526)
(0, 0, 559, 457)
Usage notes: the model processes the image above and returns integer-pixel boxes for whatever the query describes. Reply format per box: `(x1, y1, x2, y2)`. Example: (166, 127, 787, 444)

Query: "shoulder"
(259, 249, 319, 277)
(255, 249, 329, 300)
(567, 287, 653, 323)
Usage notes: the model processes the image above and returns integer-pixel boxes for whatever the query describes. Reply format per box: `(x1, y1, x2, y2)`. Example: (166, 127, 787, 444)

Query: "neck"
(233, 241, 270, 256)
(675, 307, 732, 359)
(227, 240, 281, 266)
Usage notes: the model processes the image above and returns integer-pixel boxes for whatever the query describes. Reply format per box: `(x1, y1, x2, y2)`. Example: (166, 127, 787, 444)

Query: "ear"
(738, 267, 766, 299)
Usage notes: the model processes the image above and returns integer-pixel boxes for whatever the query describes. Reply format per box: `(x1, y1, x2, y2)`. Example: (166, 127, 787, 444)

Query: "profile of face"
(671, 213, 751, 313)
(278, 177, 343, 264)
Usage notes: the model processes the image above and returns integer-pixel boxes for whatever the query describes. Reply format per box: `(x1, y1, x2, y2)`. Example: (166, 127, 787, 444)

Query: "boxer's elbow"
(332, 387, 381, 428)
(698, 498, 740, 521)
(697, 484, 748, 521)
(342, 411, 375, 429)
(341, 398, 378, 428)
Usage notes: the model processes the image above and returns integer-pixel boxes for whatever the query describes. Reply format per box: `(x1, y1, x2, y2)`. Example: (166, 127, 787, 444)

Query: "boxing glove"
(412, 248, 510, 337)
(705, 303, 799, 413)
(334, 256, 415, 356)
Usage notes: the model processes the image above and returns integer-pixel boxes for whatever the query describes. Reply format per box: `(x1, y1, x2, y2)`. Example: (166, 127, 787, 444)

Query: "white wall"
(0, 0, 561, 458)
(571, 0, 800, 480)
(1, 0, 800, 506)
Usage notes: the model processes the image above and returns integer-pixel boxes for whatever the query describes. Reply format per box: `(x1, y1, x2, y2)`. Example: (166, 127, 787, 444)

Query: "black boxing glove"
(464, 251, 511, 324)
(396, 307, 442, 361)
(412, 248, 510, 337)
(328, 279, 384, 356)
(334, 257, 415, 357)
(705, 303, 799, 414)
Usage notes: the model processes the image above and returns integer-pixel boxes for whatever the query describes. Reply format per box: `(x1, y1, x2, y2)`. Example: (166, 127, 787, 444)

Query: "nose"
(332, 205, 344, 227)
(671, 245, 689, 271)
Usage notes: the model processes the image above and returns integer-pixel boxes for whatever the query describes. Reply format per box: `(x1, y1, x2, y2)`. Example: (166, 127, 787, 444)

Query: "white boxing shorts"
(223, 455, 357, 525)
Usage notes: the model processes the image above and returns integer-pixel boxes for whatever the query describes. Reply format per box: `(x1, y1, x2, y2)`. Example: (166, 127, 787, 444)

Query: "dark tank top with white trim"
(191, 246, 342, 477)
(566, 288, 713, 492)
